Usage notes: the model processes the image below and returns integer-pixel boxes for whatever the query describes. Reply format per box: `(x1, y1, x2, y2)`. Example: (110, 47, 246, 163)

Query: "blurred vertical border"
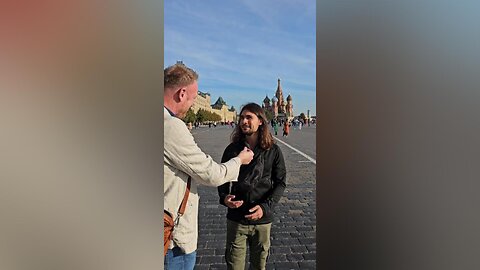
(0, 0, 164, 269)
(317, 1, 480, 269)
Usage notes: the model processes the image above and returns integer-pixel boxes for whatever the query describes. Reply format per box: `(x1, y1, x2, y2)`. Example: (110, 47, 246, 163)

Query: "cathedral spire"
(275, 78, 283, 100)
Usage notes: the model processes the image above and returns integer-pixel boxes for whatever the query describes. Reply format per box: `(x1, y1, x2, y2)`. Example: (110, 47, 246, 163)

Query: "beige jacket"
(164, 107, 240, 254)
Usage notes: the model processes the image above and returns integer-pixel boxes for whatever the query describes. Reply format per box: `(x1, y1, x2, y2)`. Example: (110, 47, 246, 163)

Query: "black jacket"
(218, 141, 286, 225)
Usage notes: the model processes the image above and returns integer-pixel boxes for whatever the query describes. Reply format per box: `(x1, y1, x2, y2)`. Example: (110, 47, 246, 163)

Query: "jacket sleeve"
(164, 119, 241, 187)
(218, 144, 237, 207)
(259, 145, 287, 216)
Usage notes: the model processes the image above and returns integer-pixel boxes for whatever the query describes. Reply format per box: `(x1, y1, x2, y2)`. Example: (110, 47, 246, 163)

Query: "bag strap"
(174, 176, 191, 226)
(178, 176, 191, 215)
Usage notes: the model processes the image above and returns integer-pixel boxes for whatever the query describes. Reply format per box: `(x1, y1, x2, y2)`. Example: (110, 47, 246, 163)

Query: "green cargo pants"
(225, 219, 272, 270)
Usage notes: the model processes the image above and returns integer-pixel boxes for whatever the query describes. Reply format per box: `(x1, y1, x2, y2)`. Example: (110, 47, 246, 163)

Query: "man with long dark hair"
(218, 103, 287, 270)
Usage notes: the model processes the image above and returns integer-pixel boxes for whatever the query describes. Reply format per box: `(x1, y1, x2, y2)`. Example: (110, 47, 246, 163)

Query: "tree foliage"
(299, 113, 307, 121)
(212, 112, 222, 121)
(183, 108, 196, 123)
(195, 109, 223, 123)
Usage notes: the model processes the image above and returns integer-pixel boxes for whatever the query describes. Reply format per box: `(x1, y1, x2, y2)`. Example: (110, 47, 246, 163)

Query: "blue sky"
(165, 0, 316, 116)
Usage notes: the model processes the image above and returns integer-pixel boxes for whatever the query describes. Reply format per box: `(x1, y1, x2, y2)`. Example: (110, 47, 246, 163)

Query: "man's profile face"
(240, 110, 262, 136)
(178, 81, 198, 118)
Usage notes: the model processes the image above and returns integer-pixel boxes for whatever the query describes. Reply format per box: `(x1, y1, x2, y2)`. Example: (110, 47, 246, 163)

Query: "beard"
(243, 130, 254, 136)
(241, 125, 256, 136)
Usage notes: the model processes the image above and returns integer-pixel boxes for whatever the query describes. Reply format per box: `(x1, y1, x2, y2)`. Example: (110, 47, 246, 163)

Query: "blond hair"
(164, 63, 199, 90)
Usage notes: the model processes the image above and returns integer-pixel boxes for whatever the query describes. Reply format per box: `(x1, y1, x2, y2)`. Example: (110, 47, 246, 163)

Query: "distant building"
(191, 91, 212, 113)
(262, 78, 294, 121)
(211, 97, 237, 122)
(177, 60, 237, 122)
(191, 91, 237, 122)
(175, 60, 236, 122)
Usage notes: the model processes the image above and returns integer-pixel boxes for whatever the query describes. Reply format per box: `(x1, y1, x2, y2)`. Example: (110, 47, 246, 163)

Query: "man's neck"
(164, 106, 175, 116)
(245, 133, 259, 149)
(164, 101, 178, 116)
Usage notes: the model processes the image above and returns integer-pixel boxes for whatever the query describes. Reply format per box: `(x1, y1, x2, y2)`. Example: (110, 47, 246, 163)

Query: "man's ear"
(176, 87, 187, 101)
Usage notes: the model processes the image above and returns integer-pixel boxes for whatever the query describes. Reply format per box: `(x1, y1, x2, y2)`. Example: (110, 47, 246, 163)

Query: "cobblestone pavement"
(191, 125, 316, 269)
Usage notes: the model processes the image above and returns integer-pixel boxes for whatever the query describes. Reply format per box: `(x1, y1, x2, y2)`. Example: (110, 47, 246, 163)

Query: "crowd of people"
(188, 120, 236, 130)
(188, 114, 314, 138)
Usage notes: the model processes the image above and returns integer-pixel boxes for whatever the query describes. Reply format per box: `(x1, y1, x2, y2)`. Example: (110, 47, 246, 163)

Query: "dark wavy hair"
(231, 103, 274, 150)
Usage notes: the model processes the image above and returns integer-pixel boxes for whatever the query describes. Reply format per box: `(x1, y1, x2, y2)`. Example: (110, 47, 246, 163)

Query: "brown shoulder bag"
(164, 176, 191, 256)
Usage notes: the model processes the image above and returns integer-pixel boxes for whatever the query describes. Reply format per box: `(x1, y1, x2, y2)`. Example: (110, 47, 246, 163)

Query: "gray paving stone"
(208, 264, 227, 270)
(298, 260, 316, 269)
(286, 253, 304, 261)
(273, 262, 300, 269)
(200, 255, 224, 264)
(201, 235, 216, 241)
(270, 246, 290, 254)
(271, 232, 290, 240)
(193, 265, 209, 270)
(304, 221, 316, 227)
(303, 252, 317, 261)
(298, 237, 316, 245)
(295, 226, 314, 232)
(266, 263, 276, 270)
(288, 210, 303, 215)
(197, 248, 215, 256)
(206, 241, 225, 249)
(289, 232, 303, 238)
(270, 239, 282, 246)
(214, 248, 225, 256)
(191, 127, 316, 269)
(268, 253, 287, 262)
(305, 244, 316, 252)
(275, 227, 298, 233)
(290, 245, 308, 253)
(277, 222, 297, 227)
(281, 238, 301, 245)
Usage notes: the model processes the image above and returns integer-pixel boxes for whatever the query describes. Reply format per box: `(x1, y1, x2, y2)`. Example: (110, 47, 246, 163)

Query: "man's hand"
(245, 205, 263, 221)
(237, 147, 254, 165)
(224, 195, 243, 209)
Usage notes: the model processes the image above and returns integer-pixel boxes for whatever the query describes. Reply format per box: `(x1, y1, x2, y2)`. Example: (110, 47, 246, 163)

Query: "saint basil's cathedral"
(262, 78, 294, 121)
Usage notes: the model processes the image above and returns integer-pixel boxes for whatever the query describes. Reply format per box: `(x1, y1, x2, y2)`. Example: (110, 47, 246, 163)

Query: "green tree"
(299, 113, 307, 121)
(205, 110, 212, 121)
(212, 112, 222, 122)
(195, 109, 223, 123)
(183, 108, 196, 124)
(196, 109, 207, 123)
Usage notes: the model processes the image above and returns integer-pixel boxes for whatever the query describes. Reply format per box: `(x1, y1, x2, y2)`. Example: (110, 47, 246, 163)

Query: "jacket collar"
(164, 106, 175, 117)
